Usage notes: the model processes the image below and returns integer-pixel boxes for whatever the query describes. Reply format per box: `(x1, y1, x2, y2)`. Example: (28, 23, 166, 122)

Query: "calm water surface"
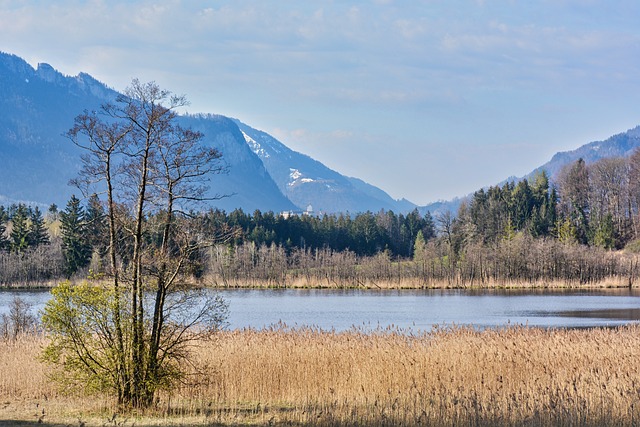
(1, 288, 640, 331)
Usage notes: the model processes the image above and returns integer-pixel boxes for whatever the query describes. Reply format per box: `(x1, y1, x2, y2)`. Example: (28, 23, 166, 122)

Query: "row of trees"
(449, 153, 640, 253)
(204, 235, 638, 289)
(208, 207, 435, 257)
(0, 199, 438, 282)
(5, 156, 640, 287)
(6, 154, 640, 286)
(555, 155, 640, 248)
(0, 195, 107, 284)
(0, 204, 49, 253)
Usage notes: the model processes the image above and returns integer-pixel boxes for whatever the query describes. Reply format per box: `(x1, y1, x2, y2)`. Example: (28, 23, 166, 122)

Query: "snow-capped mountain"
(236, 120, 416, 213)
(0, 52, 295, 212)
(0, 51, 416, 214)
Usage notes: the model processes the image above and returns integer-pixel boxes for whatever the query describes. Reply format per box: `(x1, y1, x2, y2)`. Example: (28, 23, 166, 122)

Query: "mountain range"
(0, 51, 415, 214)
(417, 126, 640, 216)
(1, 51, 639, 215)
(419, 125, 640, 216)
(529, 126, 640, 179)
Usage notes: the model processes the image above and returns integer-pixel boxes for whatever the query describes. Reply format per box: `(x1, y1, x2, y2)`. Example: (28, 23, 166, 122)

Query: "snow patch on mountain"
(289, 168, 302, 186)
(241, 130, 270, 159)
(260, 133, 281, 154)
(287, 168, 317, 187)
(290, 168, 302, 180)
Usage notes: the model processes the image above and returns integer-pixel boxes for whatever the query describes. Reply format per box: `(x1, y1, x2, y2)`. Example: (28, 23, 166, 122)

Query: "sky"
(2, 0, 640, 205)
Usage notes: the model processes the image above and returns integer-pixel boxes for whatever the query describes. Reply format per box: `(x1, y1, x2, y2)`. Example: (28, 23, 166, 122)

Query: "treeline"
(454, 153, 640, 251)
(212, 207, 435, 257)
(0, 203, 62, 286)
(0, 203, 50, 253)
(205, 235, 638, 288)
(3, 151, 640, 288)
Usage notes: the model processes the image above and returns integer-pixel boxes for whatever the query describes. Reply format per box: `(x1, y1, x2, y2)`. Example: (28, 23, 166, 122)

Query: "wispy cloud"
(1, 0, 639, 204)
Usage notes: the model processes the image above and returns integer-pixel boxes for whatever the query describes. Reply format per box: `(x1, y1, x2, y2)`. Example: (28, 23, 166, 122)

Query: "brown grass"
(208, 276, 636, 290)
(2, 326, 640, 426)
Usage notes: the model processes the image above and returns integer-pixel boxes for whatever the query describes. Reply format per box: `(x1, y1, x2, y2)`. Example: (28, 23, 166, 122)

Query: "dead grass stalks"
(3, 326, 640, 425)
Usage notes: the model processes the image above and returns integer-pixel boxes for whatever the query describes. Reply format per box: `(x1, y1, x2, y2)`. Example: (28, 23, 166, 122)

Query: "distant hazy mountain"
(419, 198, 464, 218)
(235, 119, 416, 214)
(420, 125, 640, 217)
(0, 52, 112, 205)
(529, 126, 640, 179)
(0, 51, 414, 214)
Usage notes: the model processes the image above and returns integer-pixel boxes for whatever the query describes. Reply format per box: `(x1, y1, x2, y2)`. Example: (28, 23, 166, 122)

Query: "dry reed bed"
(181, 325, 640, 425)
(3, 326, 640, 426)
(208, 276, 637, 290)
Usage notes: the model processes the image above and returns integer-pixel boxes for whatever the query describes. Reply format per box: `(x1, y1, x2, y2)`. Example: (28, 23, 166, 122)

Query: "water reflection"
(550, 308, 640, 321)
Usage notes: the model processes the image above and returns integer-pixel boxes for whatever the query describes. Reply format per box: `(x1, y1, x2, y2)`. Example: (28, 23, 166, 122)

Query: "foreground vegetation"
(2, 325, 640, 426)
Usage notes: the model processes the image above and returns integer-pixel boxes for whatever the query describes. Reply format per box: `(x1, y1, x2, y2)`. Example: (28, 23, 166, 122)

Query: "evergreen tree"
(404, 208, 423, 255)
(0, 210, 8, 251)
(422, 211, 436, 241)
(528, 172, 555, 237)
(556, 217, 577, 245)
(502, 215, 517, 241)
(48, 203, 59, 221)
(0, 217, 9, 250)
(29, 206, 50, 247)
(60, 195, 91, 277)
(593, 214, 616, 250)
(10, 204, 30, 254)
(558, 158, 590, 244)
(85, 194, 107, 256)
(512, 180, 533, 230)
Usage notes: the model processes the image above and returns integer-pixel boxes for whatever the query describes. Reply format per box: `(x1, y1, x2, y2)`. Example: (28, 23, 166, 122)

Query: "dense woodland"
(2, 151, 640, 287)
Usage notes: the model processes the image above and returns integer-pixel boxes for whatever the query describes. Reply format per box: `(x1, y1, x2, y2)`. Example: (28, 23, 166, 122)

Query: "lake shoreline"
(1, 276, 637, 291)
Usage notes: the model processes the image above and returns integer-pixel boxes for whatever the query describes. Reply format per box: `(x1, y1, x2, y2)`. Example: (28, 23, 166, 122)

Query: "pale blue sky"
(2, 0, 640, 205)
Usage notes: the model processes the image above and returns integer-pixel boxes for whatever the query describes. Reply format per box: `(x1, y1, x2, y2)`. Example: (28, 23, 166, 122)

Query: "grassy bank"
(2, 325, 640, 426)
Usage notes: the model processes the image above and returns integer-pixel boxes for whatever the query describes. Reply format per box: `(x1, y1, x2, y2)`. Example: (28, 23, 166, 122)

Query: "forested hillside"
(457, 153, 640, 251)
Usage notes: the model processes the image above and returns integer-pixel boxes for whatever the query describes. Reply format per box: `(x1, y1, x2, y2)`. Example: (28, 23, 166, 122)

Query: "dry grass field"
(2, 325, 640, 426)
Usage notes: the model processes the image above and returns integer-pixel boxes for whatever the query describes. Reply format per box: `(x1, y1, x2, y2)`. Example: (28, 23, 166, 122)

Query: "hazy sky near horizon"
(2, 0, 640, 205)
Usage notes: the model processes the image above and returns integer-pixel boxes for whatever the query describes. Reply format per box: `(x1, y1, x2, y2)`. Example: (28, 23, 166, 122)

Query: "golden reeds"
(208, 276, 636, 290)
(2, 326, 640, 425)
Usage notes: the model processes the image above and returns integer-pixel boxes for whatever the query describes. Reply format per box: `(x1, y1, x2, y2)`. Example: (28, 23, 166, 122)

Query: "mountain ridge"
(528, 126, 640, 179)
(234, 119, 415, 213)
(421, 125, 640, 217)
(0, 51, 413, 214)
(3, 51, 638, 216)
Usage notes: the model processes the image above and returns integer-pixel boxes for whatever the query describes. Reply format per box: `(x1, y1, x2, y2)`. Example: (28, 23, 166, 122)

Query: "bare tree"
(557, 158, 590, 244)
(0, 297, 37, 340)
(44, 80, 230, 407)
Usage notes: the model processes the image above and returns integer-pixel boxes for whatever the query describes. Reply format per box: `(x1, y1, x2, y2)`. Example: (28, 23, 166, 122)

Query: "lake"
(1, 288, 640, 331)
